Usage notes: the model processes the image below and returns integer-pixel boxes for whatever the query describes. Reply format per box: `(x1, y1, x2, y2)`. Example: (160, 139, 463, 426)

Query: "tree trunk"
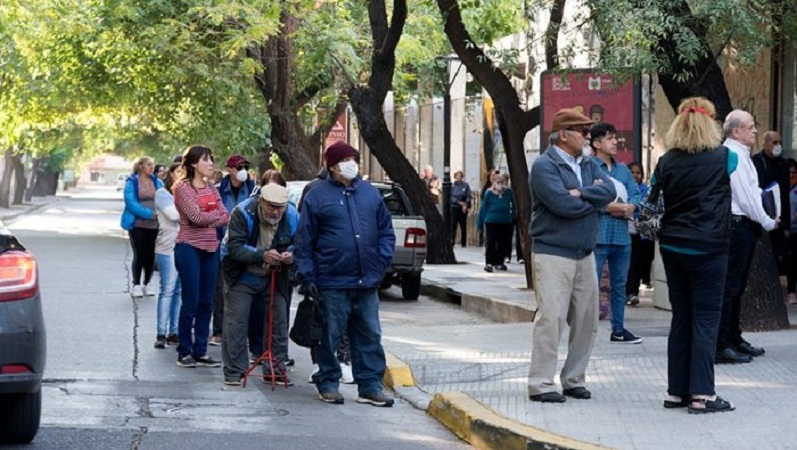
(11, 153, 25, 205)
(349, 0, 454, 264)
(436, 0, 541, 285)
(740, 233, 790, 331)
(24, 157, 39, 203)
(0, 148, 13, 208)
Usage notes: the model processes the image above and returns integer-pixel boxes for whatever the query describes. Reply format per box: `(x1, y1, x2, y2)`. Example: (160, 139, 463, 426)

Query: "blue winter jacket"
(295, 176, 395, 289)
(219, 175, 255, 213)
(121, 173, 164, 231)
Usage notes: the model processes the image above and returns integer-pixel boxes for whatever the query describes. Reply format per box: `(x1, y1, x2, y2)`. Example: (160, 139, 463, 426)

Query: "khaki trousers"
(528, 252, 599, 396)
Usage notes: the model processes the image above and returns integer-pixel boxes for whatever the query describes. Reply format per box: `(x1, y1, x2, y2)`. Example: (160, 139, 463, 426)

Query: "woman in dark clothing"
(626, 162, 655, 305)
(655, 97, 736, 414)
(478, 169, 500, 246)
(476, 173, 514, 272)
(450, 170, 472, 247)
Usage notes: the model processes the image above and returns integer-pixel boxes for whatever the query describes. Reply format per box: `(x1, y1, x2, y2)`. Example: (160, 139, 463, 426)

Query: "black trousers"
(129, 228, 158, 285)
(717, 218, 760, 352)
(627, 234, 655, 296)
(450, 205, 468, 247)
(212, 267, 224, 337)
(660, 248, 727, 396)
(485, 222, 512, 266)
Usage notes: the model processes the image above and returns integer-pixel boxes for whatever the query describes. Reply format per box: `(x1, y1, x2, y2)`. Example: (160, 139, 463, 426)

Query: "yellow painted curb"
(383, 352, 416, 388)
(427, 392, 612, 450)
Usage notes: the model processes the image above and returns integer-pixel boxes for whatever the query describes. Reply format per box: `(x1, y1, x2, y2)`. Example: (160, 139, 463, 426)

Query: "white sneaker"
(131, 285, 143, 298)
(142, 285, 153, 296)
(308, 364, 319, 383)
(340, 362, 354, 384)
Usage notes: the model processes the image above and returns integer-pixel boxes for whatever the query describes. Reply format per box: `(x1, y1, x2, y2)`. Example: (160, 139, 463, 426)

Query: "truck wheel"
(0, 389, 41, 444)
(401, 274, 421, 300)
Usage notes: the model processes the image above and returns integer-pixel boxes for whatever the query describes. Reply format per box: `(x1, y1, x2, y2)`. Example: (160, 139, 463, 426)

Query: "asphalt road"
(3, 186, 471, 450)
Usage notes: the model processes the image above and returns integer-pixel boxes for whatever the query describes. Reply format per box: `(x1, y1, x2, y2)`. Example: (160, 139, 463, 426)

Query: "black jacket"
(655, 146, 732, 253)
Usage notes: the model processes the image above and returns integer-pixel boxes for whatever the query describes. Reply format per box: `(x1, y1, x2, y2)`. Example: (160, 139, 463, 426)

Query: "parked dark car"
(0, 220, 45, 444)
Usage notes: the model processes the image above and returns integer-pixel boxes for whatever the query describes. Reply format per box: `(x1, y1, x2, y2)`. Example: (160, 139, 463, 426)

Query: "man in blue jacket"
(295, 141, 396, 407)
(527, 108, 616, 403)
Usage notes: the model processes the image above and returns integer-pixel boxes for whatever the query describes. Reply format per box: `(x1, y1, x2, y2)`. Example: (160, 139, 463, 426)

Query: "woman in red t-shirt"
(172, 145, 230, 368)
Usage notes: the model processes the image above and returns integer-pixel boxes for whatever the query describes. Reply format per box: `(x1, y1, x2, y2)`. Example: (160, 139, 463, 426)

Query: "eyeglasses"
(566, 127, 590, 138)
(235, 164, 250, 171)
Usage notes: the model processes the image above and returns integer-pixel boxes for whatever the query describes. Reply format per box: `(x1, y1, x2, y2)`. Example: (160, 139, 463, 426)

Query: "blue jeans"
(314, 288, 386, 396)
(594, 244, 632, 335)
(155, 253, 181, 336)
(174, 243, 219, 358)
(660, 248, 727, 396)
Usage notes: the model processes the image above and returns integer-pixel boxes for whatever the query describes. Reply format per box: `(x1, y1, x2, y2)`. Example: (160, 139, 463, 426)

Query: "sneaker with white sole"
(308, 364, 319, 383)
(209, 336, 222, 346)
(357, 390, 394, 407)
(142, 284, 153, 296)
(340, 362, 354, 384)
(131, 285, 144, 298)
(195, 355, 221, 367)
(319, 391, 345, 404)
(177, 355, 196, 368)
(610, 329, 643, 344)
(224, 378, 242, 386)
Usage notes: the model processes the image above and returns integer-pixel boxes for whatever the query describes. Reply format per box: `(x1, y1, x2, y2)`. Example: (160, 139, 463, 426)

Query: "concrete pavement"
(384, 246, 797, 449)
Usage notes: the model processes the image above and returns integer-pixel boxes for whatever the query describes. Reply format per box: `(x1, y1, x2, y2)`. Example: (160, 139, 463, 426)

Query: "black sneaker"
(154, 335, 166, 349)
(626, 295, 640, 306)
(484, 265, 494, 272)
(610, 329, 643, 344)
(166, 334, 179, 345)
(357, 391, 395, 407)
(177, 355, 196, 368)
(195, 355, 221, 367)
(496, 264, 508, 271)
(319, 391, 345, 404)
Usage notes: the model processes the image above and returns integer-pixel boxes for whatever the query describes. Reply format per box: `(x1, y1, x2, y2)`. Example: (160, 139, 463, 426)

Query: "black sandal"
(687, 396, 735, 414)
(663, 398, 689, 409)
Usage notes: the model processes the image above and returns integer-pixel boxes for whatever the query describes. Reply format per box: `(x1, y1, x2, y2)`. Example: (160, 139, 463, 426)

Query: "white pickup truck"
(287, 180, 427, 300)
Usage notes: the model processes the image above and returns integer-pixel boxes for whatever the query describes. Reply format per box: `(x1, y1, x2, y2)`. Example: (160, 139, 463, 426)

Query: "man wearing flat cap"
(527, 108, 616, 403)
(220, 183, 299, 386)
(295, 141, 397, 407)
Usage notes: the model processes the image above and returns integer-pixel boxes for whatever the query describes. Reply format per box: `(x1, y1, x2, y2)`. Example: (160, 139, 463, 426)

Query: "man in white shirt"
(716, 110, 777, 364)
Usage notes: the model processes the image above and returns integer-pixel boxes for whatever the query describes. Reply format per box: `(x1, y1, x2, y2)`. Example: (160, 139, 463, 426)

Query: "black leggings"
(485, 222, 512, 266)
(450, 206, 468, 247)
(129, 228, 158, 285)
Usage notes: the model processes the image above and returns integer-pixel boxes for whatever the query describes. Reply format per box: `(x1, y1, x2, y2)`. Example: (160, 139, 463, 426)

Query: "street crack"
(124, 237, 140, 381)
(136, 397, 154, 418)
(130, 426, 148, 450)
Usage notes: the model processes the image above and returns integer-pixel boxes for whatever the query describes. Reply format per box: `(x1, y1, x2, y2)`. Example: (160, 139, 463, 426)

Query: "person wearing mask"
(626, 162, 655, 306)
(450, 170, 472, 247)
(527, 108, 615, 403)
(210, 155, 255, 347)
(153, 163, 182, 349)
(787, 159, 797, 305)
(654, 97, 736, 414)
(220, 183, 297, 386)
(752, 130, 791, 280)
(173, 145, 230, 368)
(590, 123, 643, 344)
(477, 173, 514, 272)
(121, 156, 163, 298)
(295, 141, 396, 406)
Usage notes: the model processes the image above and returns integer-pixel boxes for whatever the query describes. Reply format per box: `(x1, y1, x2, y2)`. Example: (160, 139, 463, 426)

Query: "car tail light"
(0, 251, 38, 302)
(404, 228, 427, 248)
(1, 364, 32, 374)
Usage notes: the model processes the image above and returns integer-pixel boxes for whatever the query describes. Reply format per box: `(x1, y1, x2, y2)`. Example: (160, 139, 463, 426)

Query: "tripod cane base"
(242, 351, 290, 390)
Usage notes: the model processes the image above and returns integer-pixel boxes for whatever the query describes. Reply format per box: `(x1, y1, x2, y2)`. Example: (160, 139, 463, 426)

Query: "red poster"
(541, 71, 639, 164)
(324, 111, 348, 150)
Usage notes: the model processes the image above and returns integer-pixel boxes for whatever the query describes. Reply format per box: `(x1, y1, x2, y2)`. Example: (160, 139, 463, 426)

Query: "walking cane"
(242, 268, 288, 389)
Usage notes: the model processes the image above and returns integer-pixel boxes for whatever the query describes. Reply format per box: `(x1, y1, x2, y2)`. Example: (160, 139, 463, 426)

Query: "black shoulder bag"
(289, 295, 324, 348)
(634, 182, 663, 240)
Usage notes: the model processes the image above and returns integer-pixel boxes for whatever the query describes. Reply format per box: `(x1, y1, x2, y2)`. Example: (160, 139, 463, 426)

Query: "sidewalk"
(0, 194, 62, 223)
(384, 246, 797, 450)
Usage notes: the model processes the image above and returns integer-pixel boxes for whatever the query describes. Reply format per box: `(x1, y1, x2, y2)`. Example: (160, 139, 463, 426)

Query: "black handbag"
(289, 295, 324, 348)
(634, 182, 663, 240)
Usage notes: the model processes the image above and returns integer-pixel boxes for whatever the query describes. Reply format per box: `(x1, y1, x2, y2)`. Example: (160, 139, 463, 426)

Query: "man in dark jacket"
(219, 184, 298, 386)
(752, 130, 791, 273)
(295, 141, 396, 406)
(527, 108, 616, 403)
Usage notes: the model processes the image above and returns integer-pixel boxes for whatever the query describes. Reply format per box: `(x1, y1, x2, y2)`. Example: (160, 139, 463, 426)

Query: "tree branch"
(545, 0, 566, 69)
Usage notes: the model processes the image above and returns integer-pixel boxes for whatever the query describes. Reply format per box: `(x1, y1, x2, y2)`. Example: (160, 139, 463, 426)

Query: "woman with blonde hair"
(121, 156, 163, 298)
(653, 97, 737, 414)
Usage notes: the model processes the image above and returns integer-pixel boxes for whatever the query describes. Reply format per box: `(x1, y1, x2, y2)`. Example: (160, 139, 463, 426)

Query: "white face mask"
(493, 182, 505, 191)
(773, 144, 783, 157)
(337, 160, 359, 180)
(235, 169, 248, 183)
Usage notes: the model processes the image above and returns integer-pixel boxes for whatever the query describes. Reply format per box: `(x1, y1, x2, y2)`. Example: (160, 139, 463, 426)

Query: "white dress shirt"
(724, 138, 777, 231)
(554, 146, 583, 187)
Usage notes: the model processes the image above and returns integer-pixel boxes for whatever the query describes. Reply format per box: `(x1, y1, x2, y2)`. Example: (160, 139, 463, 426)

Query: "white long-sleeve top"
(724, 138, 777, 231)
(154, 188, 180, 255)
